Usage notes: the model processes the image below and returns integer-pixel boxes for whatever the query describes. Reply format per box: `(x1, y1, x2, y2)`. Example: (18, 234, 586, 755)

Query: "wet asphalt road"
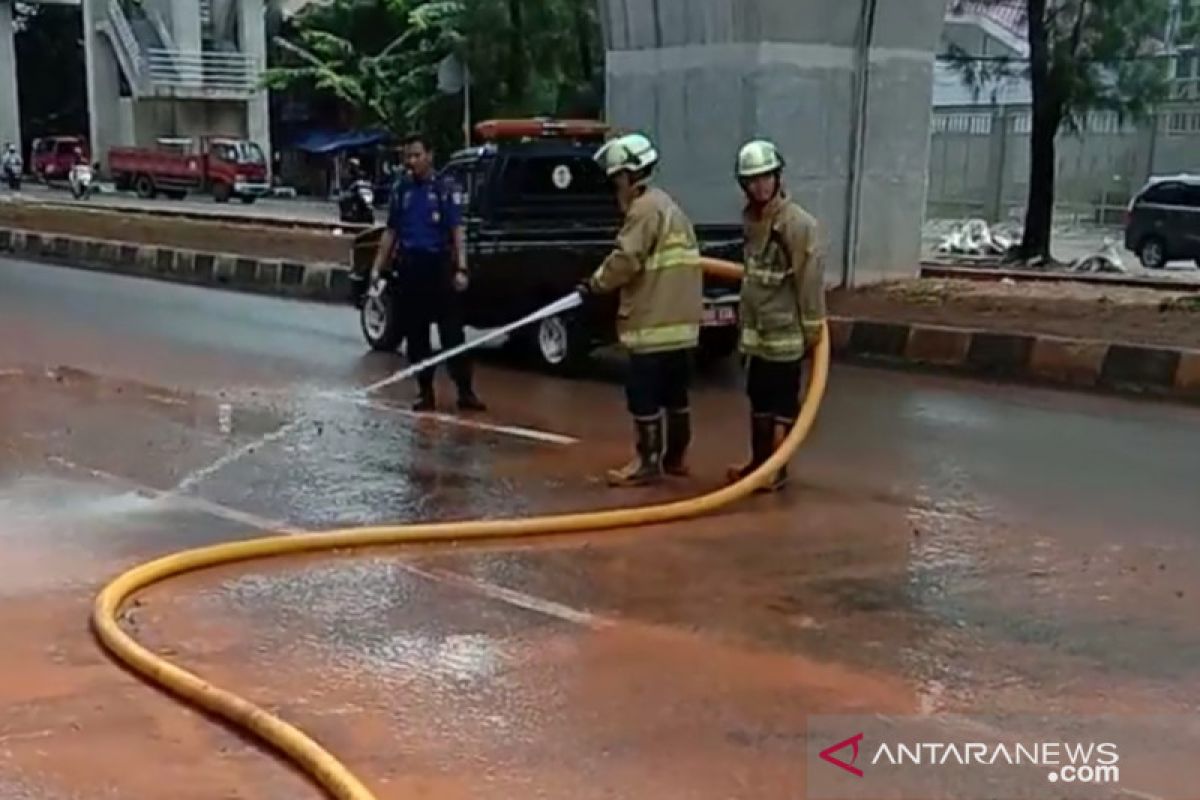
(2, 255, 1200, 799)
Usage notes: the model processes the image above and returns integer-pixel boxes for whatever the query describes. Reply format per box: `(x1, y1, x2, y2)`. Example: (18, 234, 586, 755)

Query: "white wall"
(0, 0, 21, 154)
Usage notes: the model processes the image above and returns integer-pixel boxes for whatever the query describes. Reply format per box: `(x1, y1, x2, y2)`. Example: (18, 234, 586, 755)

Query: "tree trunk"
(574, 5, 593, 82)
(507, 0, 528, 106)
(1019, 0, 1059, 263)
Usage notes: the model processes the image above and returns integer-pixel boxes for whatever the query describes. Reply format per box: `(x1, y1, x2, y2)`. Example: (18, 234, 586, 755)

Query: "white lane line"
(50, 454, 611, 630)
(353, 398, 578, 446)
(400, 563, 610, 629)
(49, 455, 295, 533)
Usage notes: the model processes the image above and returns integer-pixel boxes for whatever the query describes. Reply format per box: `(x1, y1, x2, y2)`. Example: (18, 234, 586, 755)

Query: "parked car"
(348, 118, 743, 374)
(1124, 173, 1200, 269)
(109, 136, 270, 203)
(31, 136, 90, 184)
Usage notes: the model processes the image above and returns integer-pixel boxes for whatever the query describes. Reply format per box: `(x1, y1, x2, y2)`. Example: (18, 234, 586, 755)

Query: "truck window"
(442, 160, 489, 215)
(237, 142, 265, 165)
(1142, 182, 1187, 206)
(504, 155, 607, 199)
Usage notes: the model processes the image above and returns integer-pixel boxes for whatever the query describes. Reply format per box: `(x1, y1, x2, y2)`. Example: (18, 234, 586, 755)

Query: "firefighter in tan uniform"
(577, 133, 704, 487)
(727, 140, 827, 492)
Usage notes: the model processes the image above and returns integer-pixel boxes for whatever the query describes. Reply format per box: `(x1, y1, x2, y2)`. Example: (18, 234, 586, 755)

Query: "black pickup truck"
(349, 123, 743, 373)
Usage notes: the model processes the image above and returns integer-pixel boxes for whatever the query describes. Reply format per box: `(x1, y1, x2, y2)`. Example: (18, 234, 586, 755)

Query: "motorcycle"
(69, 162, 97, 199)
(338, 179, 376, 225)
(2, 157, 21, 190)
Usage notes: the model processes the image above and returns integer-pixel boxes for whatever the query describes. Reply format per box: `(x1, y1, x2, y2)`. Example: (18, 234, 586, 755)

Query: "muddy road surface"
(2, 257, 1199, 799)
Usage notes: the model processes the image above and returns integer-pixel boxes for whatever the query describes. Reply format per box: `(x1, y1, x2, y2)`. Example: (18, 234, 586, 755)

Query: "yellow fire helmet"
(736, 139, 786, 178)
(594, 133, 659, 178)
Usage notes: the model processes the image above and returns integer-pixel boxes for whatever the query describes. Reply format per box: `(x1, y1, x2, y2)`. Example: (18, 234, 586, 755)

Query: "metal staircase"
(99, 0, 259, 100)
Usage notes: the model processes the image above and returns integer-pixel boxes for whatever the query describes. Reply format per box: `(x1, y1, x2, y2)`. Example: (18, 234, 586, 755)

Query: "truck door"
(486, 151, 617, 323)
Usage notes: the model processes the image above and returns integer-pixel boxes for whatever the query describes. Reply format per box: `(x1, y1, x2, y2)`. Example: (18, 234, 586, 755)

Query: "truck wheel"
(135, 175, 156, 199)
(213, 183, 232, 203)
(529, 313, 589, 375)
(360, 287, 404, 352)
(240, 195, 257, 205)
(698, 327, 739, 363)
(1138, 236, 1167, 269)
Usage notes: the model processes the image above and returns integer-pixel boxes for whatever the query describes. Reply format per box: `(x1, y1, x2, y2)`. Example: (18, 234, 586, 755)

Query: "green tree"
(13, 3, 88, 146)
(264, 0, 603, 153)
(946, 0, 1199, 263)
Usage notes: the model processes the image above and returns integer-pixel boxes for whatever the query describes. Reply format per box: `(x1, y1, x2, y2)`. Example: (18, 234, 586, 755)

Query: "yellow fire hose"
(90, 258, 830, 800)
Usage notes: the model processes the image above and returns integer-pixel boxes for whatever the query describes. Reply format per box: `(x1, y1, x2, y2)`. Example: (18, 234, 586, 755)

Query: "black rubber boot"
(607, 416, 663, 487)
(662, 409, 692, 476)
(412, 384, 436, 412)
(726, 413, 776, 484)
(755, 419, 793, 493)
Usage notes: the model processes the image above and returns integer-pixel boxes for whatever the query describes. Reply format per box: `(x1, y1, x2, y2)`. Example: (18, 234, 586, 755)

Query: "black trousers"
(746, 355, 803, 422)
(626, 349, 692, 419)
(399, 252, 471, 394)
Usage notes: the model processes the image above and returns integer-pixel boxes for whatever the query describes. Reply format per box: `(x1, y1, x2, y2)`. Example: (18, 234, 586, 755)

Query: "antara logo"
(820, 733, 866, 777)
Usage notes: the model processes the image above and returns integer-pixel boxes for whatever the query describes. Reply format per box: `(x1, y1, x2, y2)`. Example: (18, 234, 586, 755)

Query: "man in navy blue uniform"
(371, 133, 486, 412)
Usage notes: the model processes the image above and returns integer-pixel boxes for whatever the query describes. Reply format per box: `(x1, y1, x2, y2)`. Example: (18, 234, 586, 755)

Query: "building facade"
(1, 0, 270, 171)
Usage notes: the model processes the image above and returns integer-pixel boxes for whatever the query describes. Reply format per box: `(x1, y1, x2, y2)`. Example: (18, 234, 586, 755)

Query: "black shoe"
(457, 393, 487, 413)
(412, 391, 436, 412)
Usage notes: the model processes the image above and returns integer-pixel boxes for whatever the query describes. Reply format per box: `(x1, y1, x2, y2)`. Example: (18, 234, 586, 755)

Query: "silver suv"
(1124, 173, 1200, 269)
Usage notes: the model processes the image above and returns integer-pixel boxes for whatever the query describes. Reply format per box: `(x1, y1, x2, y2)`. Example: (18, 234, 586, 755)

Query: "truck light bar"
(473, 118, 611, 142)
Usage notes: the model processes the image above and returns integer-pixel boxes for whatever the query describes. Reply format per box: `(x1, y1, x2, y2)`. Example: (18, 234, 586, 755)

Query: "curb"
(0, 226, 351, 303)
(829, 317, 1200, 405)
(3, 225, 1197, 405)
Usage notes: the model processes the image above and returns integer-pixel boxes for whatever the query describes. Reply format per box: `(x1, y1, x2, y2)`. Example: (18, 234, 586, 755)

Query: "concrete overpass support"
(600, 0, 946, 285)
(0, 0, 20, 153)
(238, 0, 271, 159)
(83, 0, 122, 169)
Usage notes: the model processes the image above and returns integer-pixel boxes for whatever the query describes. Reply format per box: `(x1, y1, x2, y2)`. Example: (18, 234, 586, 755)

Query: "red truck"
(31, 136, 91, 183)
(108, 136, 270, 204)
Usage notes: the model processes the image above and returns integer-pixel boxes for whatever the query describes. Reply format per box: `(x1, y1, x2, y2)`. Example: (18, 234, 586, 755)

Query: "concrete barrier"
(830, 317, 1200, 405)
(0, 225, 349, 303)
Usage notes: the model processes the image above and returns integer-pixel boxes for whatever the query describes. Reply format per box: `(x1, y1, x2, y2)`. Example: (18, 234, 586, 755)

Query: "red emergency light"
(473, 118, 611, 143)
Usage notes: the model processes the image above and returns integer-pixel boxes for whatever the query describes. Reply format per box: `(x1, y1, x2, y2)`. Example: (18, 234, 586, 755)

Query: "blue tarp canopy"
(287, 129, 391, 154)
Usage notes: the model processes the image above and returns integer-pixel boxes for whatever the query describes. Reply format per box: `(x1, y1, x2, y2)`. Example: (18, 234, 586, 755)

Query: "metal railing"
(106, 0, 146, 89)
(104, 0, 259, 97)
(145, 49, 260, 93)
(1171, 76, 1200, 101)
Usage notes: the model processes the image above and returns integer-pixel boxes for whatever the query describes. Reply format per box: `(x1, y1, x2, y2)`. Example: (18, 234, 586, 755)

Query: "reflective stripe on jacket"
(738, 193, 827, 361)
(588, 186, 704, 354)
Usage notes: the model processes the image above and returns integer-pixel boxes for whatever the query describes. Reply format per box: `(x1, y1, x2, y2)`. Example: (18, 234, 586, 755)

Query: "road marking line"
(49, 455, 295, 533)
(353, 399, 578, 446)
(399, 563, 610, 629)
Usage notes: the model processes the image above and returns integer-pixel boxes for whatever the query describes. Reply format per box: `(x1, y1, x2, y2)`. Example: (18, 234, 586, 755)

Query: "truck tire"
(213, 183, 232, 203)
(135, 175, 156, 199)
(1138, 236, 1167, 269)
(240, 195, 257, 205)
(360, 286, 404, 352)
(526, 312, 590, 375)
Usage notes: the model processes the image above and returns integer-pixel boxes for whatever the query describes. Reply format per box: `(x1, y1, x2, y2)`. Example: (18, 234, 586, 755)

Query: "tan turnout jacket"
(739, 193, 827, 361)
(587, 186, 703, 353)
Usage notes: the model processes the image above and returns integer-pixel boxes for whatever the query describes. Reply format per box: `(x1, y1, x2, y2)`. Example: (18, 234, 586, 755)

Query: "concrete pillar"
(0, 0, 21, 155)
(239, 0, 271, 162)
(600, 0, 945, 286)
(168, 0, 202, 51)
(84, 0, 125, 170)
